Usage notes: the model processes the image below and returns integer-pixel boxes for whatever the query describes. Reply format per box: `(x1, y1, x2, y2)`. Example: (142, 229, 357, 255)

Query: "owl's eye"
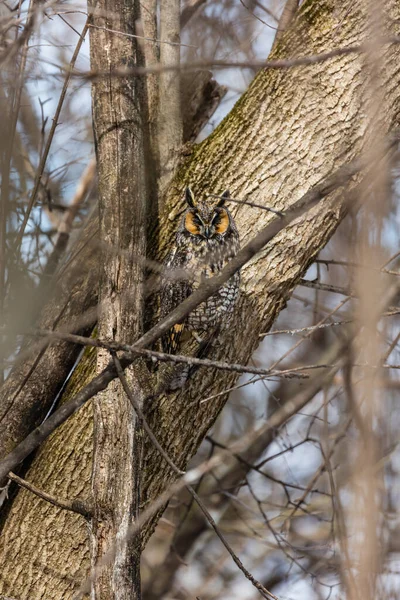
(185, 211, 203, 235)
(212, 209, 229, 234)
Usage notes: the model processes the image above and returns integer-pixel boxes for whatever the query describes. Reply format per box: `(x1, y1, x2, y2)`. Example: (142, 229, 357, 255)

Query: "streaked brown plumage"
(160, 187, 240, 374)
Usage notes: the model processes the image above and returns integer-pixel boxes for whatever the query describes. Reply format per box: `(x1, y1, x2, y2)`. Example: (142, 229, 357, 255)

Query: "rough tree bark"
(1, 0, 400, 598)
(158, 0, 182, 197)
(88, 0, 147, 595)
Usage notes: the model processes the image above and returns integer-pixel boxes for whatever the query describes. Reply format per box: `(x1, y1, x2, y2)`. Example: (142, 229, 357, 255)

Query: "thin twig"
(239, 0, 278, 31)
(74, 36, 400, 80)
(259, 320, 352, 337)
(299, 278, 355, 298)
(207, 193, 285, 216)
(33, 329, 308, 380)
(13, 17, 90, 256)
(316, 258, 400, 276)
(88, 23, 197, 48)
(8, 472, 92, 518)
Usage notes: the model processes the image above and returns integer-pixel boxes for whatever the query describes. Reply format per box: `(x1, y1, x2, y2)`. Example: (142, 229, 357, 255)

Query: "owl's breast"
(184, 237, 240, 330)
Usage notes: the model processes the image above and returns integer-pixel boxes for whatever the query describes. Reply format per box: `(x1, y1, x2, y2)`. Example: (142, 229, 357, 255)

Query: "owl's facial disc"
(185, 210, 203, 235)
(185, 207, 230, 239)
(211, 208, 229, 235)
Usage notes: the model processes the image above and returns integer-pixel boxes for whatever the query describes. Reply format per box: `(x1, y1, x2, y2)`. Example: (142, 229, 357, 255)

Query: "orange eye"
(213, 209, 229, 234)
(185, 212, 200, 235)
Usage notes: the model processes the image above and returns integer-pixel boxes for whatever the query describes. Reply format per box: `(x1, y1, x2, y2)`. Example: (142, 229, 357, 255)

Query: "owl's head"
(180, 187, 236, 241)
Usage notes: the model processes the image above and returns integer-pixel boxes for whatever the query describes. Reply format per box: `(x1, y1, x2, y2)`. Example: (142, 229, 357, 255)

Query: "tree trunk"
(1, 0, 400, 597)
(87, 0, 147, 595)
(158, 0, 182, 197)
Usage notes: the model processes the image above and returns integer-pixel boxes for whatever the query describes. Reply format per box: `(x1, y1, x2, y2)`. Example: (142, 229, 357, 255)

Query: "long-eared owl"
(160, 187, 240, 358)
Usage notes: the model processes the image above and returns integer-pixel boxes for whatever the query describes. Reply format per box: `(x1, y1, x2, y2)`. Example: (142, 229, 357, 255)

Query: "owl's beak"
(204, 227, 211, 239)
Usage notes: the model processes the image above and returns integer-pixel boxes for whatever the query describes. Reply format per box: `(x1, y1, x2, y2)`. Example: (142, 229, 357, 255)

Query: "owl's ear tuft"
(217, 190, 230, 207)
(185, 187, 196, 208)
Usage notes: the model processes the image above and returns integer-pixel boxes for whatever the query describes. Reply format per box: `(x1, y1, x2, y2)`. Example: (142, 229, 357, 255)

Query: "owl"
(160, 187, 240, 362)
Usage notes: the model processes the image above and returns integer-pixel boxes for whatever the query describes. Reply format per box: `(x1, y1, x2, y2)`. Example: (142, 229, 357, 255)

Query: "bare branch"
(43, 158, 96, 278)
(78, 36, 400, 79)
(33, 328, 309, 380)
(8, 472, 92, 518)
(13, 18, 90, 255)
(180, 0, 208, 28)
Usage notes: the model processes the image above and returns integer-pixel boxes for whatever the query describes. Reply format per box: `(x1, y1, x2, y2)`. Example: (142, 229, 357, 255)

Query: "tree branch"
(8, 472, 92, 518)
(87, 0, 147, 591)
(13, 18, 90, 255)
(33, 329, 308, 380)
(80, 36, 400, 79)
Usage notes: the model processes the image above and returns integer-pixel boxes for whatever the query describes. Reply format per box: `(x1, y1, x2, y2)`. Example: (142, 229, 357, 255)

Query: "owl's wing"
(160, 248, 192, 355)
